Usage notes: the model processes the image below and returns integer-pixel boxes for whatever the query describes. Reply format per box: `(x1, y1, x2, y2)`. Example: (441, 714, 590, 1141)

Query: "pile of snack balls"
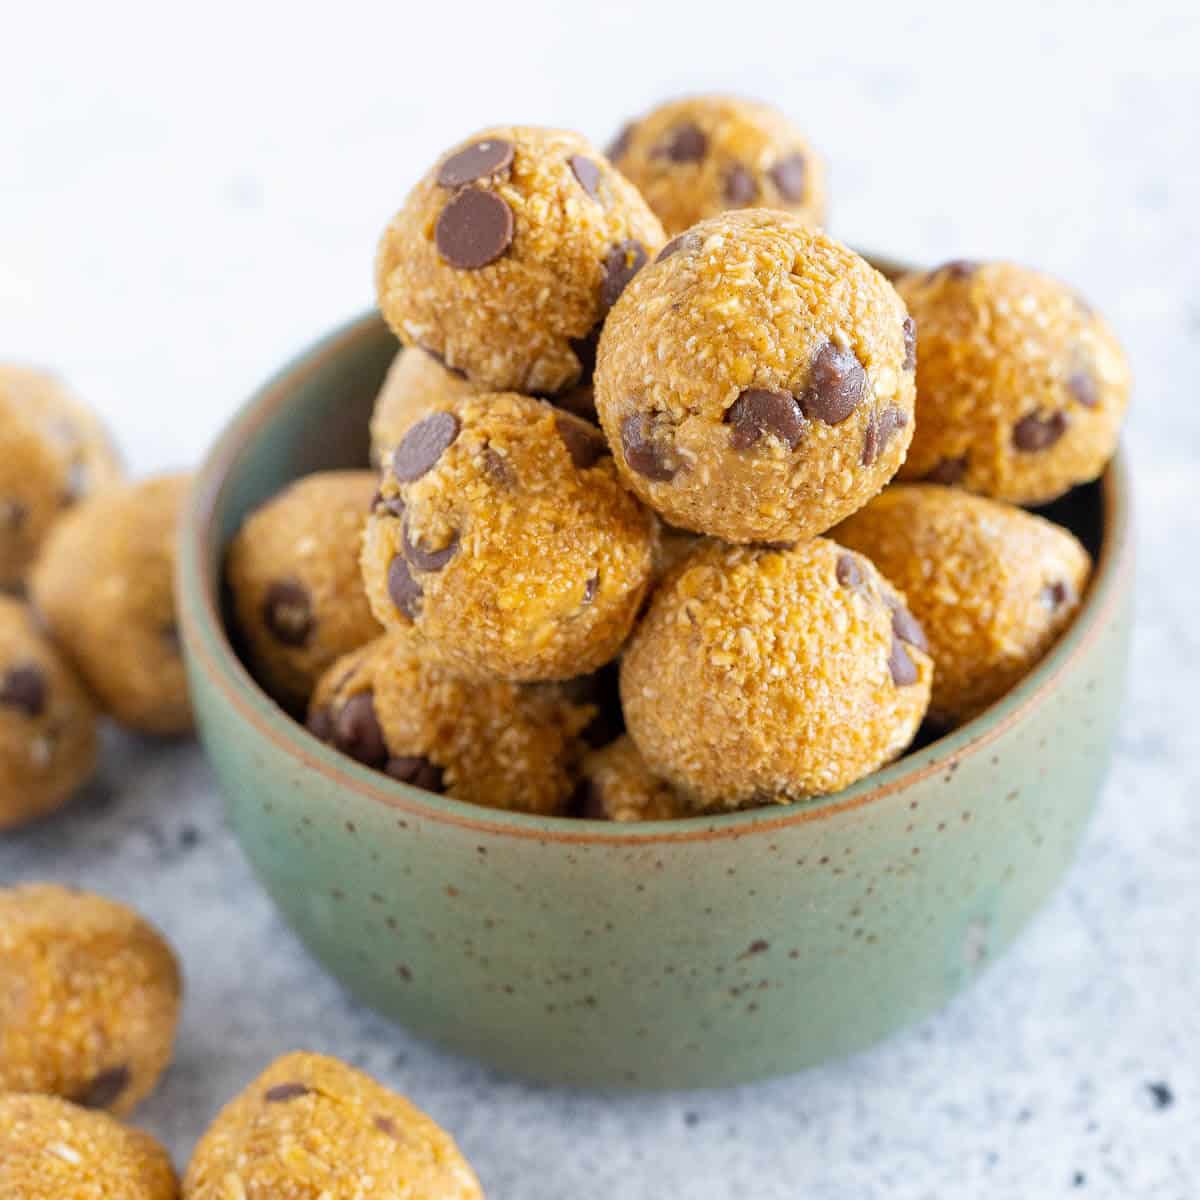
(0, 93, 1129, 1197)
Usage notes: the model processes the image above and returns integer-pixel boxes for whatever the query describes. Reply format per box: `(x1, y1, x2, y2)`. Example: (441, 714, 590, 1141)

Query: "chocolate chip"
(555, 413, 609, 469)
(264, 1082, 311, 1103)
(582, 573, 600, 605)
(436, 139, 514, 188)
(768, 153, 807, 202)
(861, 406, 909, 466)
(797, 343, 868, 426)
(374, 1115, 401, 1139)
(334, 692, 388, 768)
(888, 639, 919, 687)
(569, 155, 603, 201)
(1013, 411, 1068, 452)
(723, 164, 758, 205)
(373, 492, 406, 519)
(435, 187, 514, 270)
(392, 411, 461, 481)
(1, 498, 28, 530)
(262, 579, 313, 647)
(386, 755, 445, 792)
(1041, 580, 1074, 610)
(1067, 366, 1099, 408)
(656, 232, 701, 263)
(606, 122, 635, 162)
(725, 389, 805, 451)
(75, 1065, 130, 1110)
(479, 445, 516, 487)
(402, 520, 459, 572)
(925, 456, 968, 485)
(388, 555, 423, 619)
(0, 665, 47, 717)
(902, 316, 917, 371)
(656, 123, 707, 162)
(620, 414, 678, 481)
(307, 706, 334, 742)
(888, 600, 929, 653)
(939, 260, 977, 280)
(836, 554, 864, 589)
(600, 240, 647, 311)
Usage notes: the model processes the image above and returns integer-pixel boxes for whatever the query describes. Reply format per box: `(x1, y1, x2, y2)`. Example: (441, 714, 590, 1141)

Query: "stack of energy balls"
(227, 93, 1130, 825)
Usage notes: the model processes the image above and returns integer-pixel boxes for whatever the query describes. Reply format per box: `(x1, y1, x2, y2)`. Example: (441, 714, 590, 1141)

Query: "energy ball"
(369, 348, 477, 466)
(574, 735, 690, 822)
(0, 883, 182, 1117)
(0, 365, 123, 590)
(595, 210, 916, 543)
(607, 94, 827, 236)
(896, 260, 1130, 504)
(183, 1052, 482, 1200)
(0, 597, 98, 831)
(621, 539, 931, 809)
(836, 484, 1091, 725)
(307, 631, 593, 815)
(227, 471, 382, 712)
(362, 392, 656, 681)
(0, 1093, 178, 1200)
(376, 125, 664, 396)
(30, 473, 193, 736)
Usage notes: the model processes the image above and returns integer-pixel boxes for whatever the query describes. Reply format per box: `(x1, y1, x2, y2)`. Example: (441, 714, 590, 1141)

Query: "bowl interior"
(185, 310, 1122, 835)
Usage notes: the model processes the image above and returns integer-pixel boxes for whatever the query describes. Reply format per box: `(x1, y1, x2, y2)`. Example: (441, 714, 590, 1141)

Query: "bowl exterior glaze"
(180, 312, 1133, 1089)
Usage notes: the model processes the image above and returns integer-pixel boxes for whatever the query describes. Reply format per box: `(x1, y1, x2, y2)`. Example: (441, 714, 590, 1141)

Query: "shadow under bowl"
(178, 308, 1133, 1090)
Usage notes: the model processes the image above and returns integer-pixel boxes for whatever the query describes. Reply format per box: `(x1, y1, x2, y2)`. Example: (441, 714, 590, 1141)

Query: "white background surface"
(2, 2, 1198, 1197)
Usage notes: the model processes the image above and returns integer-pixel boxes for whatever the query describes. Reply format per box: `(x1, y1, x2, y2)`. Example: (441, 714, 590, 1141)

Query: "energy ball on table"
(0, 1094, 178, 1200)
(595, 210, 916, 543)
(0, 883, 182, 1117)
(308, 631, 594, 815)
(0, 365, 123, 590)
(376, 125, 664, 396)
(896, 261, 1130, 504)
(362, 392, 656, 681)
(183, 1051, 482, 1200)
(621, 539, 931, 810)
(0, 597, 98, 831)
(227, 471, 382, 712)
(573, 735, 690, 822)
(836, 484, 1091, 726)
(607, 94, 827, 236)
(30, 473, 193, 736)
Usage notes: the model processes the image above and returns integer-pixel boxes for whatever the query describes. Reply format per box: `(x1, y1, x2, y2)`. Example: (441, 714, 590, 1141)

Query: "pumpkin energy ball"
(836, 484, 1091, 725)
(369, 348, 478, 466)
(607, 94, 827, 236)
(0, 883, 182, 1117)
(0, 365, 123, 590)
(621, 539, 931, 810)
(183, 1051, 482, 1200)
(595, 210, 916, 543)
(308, 631, 594, 815)
(896, 260, 1130, 504)
(0, 1093, 178, 1200)
(227, 470, 382, 712)
(376, 125, 664, 396)
(574, 735, 690, 822)
(362, 392, 656, 681)
(30, 473, 193, 736)
(0, 597, 98, 831)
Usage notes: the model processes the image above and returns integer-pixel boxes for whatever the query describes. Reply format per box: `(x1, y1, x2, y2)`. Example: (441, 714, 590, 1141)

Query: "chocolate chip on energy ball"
(262, 579, 313, 647)
(656, 122, 707, 162)
(388, 555, 424, 619)
(902, 316, 917, 371)
(555, 413, 609, 469)
(1067, 366, 1099, 408)
(1040, 580, 1074, 610)
(925, 456, 968, 485)
(392, 411, 461, 481)
(386, 755, 445, 792)
(307, 706, 334, 742)
(402, 521, 459, 572)
(436, 138, 514, 188)
(939, 259, 977, 281)
(75, 1065, 131, 1110)
(620, 414, 678, 481)
(656, 231, 701, 263)
(606, 122, 635, 162)
(569, 155, 603, 201)
(725, 389, 805, 451)
(861, 406, 909, 466)
(888, 639, 919, 687)
(0, 664, 47, 717)
(264, 1082, 311, 1103)
(768, 152, 807, 202)
(723, 164, 758, 205)
(435, 187, 514, 270)
(888, 599, 929, 653)
(582, 573, 600, 605)
(600, 240, 648, 311)
(1013, 411, 1068, 452)
(373, 493, 406, 519)
(797, 343, 868, 426)
(334, 692, 388, 768)
(835, 554, 864, 589)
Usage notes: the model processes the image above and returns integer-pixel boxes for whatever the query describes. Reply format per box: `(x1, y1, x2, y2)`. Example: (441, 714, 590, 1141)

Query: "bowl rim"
(178, 307, 1134, 846)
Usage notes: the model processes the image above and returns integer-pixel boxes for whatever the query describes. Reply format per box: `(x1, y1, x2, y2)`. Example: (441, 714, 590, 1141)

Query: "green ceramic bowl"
(179, 309, 1133, 1090)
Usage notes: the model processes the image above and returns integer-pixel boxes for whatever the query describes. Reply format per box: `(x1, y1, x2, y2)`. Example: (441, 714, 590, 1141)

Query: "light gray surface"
(2, 3, 1197, 1196)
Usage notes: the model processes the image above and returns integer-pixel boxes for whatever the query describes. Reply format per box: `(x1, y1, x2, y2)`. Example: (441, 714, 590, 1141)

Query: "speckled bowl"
(178, 307, 1133, 1090)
